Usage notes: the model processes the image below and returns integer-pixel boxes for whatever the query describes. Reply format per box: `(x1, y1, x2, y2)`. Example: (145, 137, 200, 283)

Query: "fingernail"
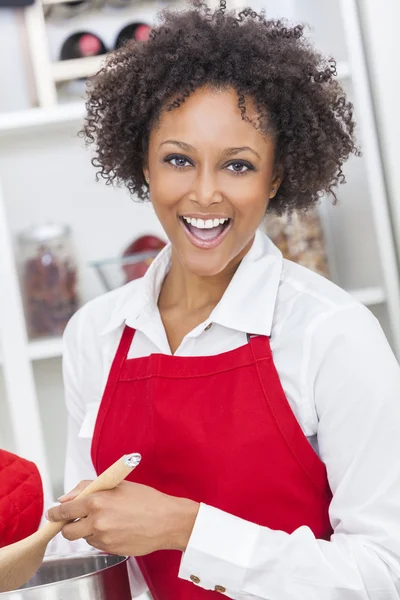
(58, 494, 67, 501)
(45, 511, 49, 520)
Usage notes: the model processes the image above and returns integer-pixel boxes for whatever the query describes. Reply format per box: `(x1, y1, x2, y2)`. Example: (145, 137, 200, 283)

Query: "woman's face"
(145, 86, 281, 277)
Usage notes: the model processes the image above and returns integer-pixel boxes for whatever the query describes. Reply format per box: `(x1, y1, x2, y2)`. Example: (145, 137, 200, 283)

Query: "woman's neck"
(157, 239, 254, 354)
(158, 247, 245, 313)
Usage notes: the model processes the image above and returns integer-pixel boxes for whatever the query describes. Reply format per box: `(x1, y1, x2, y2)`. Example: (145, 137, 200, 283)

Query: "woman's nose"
(192, 170, 222, 207)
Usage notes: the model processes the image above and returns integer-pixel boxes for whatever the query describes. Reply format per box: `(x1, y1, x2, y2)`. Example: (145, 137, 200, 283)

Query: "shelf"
(51, 57, 350, 85)
(42, 0, 85, 5)
(0, 337, 62, 364)
(347, 286, 386, 306)
(0, 102, 85, 134)
(52, 55, 105, 83)
(0, 336, 63, 364)
(0, 60, 351, 134)
(28, 336, 64, 361)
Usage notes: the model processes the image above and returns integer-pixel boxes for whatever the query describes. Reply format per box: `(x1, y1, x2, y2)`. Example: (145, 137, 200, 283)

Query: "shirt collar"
(99, 245, 171, 336)
(208, 229, 283, 336)
(100, 229, 283, 338)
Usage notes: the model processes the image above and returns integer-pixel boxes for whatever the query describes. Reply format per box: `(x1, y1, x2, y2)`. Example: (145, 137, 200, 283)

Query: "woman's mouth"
(179, 216, 232, 249)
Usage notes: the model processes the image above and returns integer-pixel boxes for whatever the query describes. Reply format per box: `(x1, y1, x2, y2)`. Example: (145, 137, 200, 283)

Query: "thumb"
(58, 480, 93, 503)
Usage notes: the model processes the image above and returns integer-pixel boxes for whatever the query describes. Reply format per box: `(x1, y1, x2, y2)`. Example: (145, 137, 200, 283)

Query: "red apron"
(92, 326, 332, 599)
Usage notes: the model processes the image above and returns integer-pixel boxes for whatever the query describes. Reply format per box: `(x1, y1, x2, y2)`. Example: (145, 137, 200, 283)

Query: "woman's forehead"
(151, 87, 272, 151)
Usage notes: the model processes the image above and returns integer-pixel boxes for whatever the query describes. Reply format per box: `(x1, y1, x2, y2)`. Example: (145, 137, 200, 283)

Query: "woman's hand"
(46, 481, 199, 556)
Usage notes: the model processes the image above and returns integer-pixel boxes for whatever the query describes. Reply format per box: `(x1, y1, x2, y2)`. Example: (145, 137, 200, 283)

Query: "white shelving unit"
(0, 65, 355, 136)
(0, 0, 399, 513)
(0, 0, 169, 502)
(21, 0, 168, 107)
(0, 101, 85, 133)
(51, 54, 105, 82)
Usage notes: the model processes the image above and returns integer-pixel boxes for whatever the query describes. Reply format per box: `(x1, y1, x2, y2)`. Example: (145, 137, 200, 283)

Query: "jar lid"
(19, 223, 71, 243)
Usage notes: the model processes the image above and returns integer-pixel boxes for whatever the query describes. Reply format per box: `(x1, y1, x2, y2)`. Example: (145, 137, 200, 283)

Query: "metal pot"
(0, 553, 131, 599)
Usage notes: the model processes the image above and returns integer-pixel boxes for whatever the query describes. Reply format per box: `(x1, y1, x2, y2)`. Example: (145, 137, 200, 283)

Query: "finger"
(46, 498, 90, 523)
(58, 480, 93, 503)
(61, 517, 92, 541)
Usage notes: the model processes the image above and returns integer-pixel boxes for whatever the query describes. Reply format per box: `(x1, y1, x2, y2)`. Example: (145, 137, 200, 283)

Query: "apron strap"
(246, 332, 271, 343)
(91, 325, 135, 471)
(248, 333, 329, 495)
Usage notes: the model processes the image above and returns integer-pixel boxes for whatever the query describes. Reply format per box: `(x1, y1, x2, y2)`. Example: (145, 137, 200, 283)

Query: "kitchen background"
(0, 0, 399, 510)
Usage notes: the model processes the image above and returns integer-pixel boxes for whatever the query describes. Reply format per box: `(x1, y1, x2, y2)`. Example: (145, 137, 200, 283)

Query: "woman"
(47, 2, 400, 598)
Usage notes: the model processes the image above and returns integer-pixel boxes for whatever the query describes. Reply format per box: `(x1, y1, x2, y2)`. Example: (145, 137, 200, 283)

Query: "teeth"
(182, 217, 229, 229)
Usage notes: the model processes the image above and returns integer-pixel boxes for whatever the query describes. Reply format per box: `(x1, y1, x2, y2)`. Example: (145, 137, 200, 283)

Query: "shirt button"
(214, 585, 226, 593)
(190, 575, 201, 584)
(204, 323, 213, 331)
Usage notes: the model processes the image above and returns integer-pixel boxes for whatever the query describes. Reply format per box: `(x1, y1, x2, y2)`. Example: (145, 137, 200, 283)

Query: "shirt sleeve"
(178, 304, 400, 599)
(47, 306, 149, 599)
(62, 307, 98, 492)
(45, 306, 98, 557)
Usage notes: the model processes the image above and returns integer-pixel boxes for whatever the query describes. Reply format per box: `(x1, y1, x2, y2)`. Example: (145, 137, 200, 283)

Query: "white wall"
(358, 0, 400, 257)
(0, 9, 32, 112)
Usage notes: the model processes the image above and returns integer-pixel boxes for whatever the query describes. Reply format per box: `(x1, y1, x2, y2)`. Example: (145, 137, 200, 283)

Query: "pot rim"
(9, 552, 129, 594)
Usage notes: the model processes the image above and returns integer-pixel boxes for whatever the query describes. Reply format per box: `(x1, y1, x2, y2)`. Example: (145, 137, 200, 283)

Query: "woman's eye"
(226, 161, 253, 174)
(166, 155, 191, 168)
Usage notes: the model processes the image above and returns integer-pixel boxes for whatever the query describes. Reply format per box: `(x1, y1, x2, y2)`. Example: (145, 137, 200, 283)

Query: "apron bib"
(92, 326, 332, 599)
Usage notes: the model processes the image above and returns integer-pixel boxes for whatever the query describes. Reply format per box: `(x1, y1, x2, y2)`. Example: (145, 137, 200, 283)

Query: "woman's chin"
(180, 250, 238, 278)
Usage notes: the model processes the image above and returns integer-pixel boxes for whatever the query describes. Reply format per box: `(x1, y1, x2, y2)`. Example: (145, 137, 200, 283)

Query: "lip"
(179, 215, 232, 250)
(179, 213, 232, 221)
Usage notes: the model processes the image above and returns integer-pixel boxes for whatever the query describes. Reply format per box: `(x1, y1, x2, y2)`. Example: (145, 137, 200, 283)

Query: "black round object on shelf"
(60, 31, 108, 60)
(115, 23, 151, 49)
(59, 0, 88, 14)
(0, 0, 34, 6)
(46, 0, 93, 21)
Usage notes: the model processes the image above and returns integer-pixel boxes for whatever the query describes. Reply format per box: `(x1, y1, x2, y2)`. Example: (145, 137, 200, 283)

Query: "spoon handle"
(73, 453, 142, 497)
(38, 453, 142, 544)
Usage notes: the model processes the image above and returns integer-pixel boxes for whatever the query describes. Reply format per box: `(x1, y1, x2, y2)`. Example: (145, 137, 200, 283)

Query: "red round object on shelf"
(134, 24, 151, 41)
(122, 235, 166, 282)
(60, 31, 107, 61)
(115, 23, 151, 49)
(79, 33, 102, 57)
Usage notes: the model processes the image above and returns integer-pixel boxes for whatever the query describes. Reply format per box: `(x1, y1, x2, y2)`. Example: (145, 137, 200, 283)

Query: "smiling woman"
(142, 87, 280, 279)
(46, 2, 400, 599)
(84, 3, 357, 215)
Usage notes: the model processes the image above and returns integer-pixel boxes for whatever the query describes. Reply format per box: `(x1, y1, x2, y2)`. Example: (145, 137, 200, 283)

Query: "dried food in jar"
(265, 210, 330, 278)
(19, 224, 80, 338)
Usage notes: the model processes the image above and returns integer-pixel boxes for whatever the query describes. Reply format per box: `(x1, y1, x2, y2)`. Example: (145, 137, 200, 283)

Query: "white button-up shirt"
(60, 229, 400, 599)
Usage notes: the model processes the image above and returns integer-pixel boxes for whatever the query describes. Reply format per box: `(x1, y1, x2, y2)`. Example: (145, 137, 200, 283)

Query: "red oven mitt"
(0, 450, 44, 548)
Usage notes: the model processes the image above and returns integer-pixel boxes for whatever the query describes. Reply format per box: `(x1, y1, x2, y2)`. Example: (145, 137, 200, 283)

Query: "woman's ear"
(270, 165, 283, 198)
(143, 169, 150, 184)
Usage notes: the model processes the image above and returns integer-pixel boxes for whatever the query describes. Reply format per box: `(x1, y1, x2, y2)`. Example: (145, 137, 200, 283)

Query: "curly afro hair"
(83, 0, 360, 215)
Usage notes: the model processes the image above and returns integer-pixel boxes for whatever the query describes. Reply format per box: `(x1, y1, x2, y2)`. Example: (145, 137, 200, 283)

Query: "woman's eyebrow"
(159, 140, 195, 152)
(160, 140, 260, 159)
(222, 146, 261, 159)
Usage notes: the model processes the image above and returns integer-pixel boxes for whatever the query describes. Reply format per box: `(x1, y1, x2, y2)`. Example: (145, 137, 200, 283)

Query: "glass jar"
(265, 209, 330, 278)
(18, 224, 80, 338)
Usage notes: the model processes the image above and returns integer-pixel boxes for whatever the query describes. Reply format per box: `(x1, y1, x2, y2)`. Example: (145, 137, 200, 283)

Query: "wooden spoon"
(0, 453, 142, 593)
